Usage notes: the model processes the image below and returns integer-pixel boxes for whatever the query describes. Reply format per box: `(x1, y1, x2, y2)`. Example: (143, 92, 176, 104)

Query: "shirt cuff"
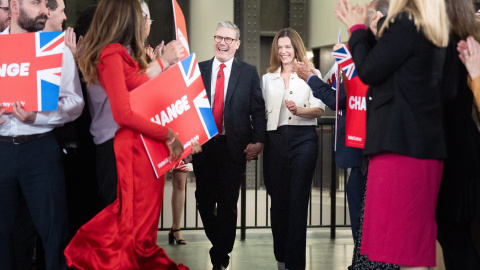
(33, 111, 50, 125)
(307, 74, 316, 84)
(349, 24, 367, 33)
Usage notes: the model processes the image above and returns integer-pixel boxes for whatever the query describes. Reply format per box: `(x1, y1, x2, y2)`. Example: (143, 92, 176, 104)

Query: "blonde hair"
(378, 0, 449, 47)
(76, 0, 147, 84)
(267, 28, 307, 73)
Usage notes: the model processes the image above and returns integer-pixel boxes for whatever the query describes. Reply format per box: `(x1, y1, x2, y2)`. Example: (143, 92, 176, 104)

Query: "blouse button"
(304, 104, 306, 107)
(290, 91, 293, 94)
(289, 117, 292, 120)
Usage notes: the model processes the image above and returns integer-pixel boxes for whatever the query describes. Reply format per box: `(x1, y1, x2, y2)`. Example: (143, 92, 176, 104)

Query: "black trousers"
(95, 139, 118, 208)
(263, 125, 318, 270)
(0, 134, 69, 270)
(192, 138, 245, 268)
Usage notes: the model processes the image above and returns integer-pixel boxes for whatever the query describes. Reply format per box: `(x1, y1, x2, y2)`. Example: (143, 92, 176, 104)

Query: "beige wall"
(308, 0, 371, 49)
(188, 0, 234, 62)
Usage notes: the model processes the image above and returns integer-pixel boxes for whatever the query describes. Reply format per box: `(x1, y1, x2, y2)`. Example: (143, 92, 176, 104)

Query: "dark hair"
(46, 0, 58, 11)
(74, 5, 97, 43)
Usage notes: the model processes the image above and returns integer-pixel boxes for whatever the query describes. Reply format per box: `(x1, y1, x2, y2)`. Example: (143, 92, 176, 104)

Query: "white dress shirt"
(0, 27, 84, 136)
(209, 57, 234, 135)
(262, 67, 325, 131)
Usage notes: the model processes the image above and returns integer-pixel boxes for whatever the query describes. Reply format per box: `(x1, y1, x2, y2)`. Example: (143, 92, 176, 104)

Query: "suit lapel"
(201, 58, 214, 102)
(225, 59, 241, 106)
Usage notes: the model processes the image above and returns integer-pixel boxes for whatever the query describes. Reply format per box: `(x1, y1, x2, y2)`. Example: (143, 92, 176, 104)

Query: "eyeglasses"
(145, 18, 153, 26)
(142, 11, 153, 26)
(214, 35, 236, 44)
(0, 7, 9, 11)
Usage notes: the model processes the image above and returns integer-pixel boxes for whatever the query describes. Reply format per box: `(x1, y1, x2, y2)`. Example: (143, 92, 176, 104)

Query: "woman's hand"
(335, 0, 368, 29)
(458, 36, 480, 79)
(167, 132, 184, 163)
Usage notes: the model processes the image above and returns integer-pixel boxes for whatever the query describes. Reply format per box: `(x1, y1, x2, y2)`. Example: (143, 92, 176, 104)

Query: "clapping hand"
(334, 0, 368, 29)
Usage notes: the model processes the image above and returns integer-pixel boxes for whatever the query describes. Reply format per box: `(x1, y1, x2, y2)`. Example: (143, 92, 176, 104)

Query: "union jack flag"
(178, 53, 200, 87)
(332, 45, 357, 80)
(0, 31, 64, 112)
(322, 62, 339, 89)
(193, 90, 217, 138)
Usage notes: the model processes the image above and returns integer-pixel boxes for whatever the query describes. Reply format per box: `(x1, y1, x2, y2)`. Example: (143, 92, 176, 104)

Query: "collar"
(0, 26, 10, 35)
(213, 57, 234, 71)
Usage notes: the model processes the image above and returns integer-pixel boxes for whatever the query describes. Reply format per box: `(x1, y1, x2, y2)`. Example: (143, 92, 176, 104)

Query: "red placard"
(172, 0, 190, 59)
(333, 45, 367, 148)
(0, 31, 65, 112)
(130, 53, 217, 178)
(344, 76, 367, 148)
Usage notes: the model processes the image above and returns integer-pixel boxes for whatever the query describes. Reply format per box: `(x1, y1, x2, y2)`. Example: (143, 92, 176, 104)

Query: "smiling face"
(213, 26, 240, 63)
(277, 36, 295, 66)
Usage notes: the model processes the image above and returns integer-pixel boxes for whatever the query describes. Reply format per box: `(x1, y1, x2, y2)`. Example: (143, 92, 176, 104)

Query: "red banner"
(0, 31, 65, 112)
(130, 53, 217, 178)
(345, 76, 368, 148)
(333, 45, 367, 148)
(172, 0, 190, 59)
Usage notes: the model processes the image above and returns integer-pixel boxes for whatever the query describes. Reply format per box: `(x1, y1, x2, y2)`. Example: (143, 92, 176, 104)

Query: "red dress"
(64, 44, 188, 270)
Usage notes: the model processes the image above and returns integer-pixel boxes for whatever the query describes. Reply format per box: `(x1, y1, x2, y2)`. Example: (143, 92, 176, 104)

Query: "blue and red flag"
(0, 31, 65, 112)
(130, 53, 216, 178)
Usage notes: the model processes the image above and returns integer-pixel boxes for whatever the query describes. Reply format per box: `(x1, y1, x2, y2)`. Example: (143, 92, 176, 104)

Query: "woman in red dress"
(64, 0, 189, 269)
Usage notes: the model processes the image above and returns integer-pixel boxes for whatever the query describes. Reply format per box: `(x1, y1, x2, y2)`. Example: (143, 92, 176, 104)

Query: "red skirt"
(361, 152, 443, 267)
(64, 128, 188, 270)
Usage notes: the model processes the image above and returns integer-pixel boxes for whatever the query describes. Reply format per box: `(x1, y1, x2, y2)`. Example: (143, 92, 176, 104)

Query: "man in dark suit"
(192, 21, 266, 270)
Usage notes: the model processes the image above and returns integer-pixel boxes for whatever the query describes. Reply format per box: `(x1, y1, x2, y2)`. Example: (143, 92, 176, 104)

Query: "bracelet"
(157, 58, 165, 71)
(166, 135, 176, 145)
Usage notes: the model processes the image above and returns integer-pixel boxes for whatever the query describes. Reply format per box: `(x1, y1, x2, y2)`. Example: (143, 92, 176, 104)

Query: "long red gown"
(64, 44, 188, 270)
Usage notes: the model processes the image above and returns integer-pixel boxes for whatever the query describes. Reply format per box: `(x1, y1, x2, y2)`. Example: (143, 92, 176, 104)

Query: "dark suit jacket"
(199, 58, 266, 163)
(308, 76, 362, 168)
(349, 12, 447, 159)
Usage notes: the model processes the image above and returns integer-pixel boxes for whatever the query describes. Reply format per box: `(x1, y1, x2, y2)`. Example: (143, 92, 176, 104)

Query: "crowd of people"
(0, 0, 479, 269)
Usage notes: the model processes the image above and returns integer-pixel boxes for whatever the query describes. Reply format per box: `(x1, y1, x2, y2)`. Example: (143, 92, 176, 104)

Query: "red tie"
(212, 63, 226, 135)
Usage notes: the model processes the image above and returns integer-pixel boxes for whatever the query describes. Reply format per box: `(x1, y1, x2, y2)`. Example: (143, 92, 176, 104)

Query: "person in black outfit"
(437, 0, 480, 269)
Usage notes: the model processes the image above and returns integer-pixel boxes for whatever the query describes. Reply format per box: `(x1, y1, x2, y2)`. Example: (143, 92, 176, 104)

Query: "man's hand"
(0, 106, 6, 125)
(12, 102, 36, 124)
(293, 57, 316, 81)
(159, 40, 185, 69)
(244, 142, 264, 161)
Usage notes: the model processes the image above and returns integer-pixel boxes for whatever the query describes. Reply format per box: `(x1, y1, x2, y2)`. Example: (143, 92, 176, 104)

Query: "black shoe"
(168, 228, 187, 245)
(212, 265, 226, 270)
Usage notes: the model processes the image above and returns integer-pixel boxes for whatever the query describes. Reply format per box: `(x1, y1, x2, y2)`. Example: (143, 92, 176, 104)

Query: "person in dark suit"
(192, 21, 266, 270)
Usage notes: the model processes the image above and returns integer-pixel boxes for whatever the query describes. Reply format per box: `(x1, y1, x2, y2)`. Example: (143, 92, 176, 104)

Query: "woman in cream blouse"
(261, 28, 325, 270)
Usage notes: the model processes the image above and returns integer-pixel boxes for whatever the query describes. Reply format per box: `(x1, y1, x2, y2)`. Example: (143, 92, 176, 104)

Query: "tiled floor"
(158, 227, 355, 270)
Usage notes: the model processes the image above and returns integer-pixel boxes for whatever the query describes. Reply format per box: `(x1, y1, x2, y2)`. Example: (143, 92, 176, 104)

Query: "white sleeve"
(34, 48, 84, 125)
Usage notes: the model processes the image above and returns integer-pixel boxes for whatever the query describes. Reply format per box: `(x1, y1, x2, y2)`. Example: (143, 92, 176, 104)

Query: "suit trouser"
(193, 139, 245, 268)
(0, 134, 69, 270)
(263, 125, 318, 270)
(346, 167, 366, 244)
